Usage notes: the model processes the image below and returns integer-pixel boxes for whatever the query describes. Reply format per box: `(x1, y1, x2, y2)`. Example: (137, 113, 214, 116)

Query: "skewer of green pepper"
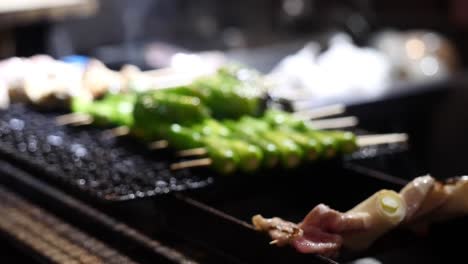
(190, 119, 264, 172)
(263, 109, 346, 158)
(223, 120, 280, 168)
(158, 123, 264, 173)
(237, 116, 303, 168)
(133, 91, 211, 127)
(70, 93, 136, 127)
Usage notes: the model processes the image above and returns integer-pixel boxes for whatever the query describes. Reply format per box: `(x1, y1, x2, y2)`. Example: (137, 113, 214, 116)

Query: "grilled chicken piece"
(252, 215, 303, 246)
(82, 59, 126, 98)
(252, 204, 372, 257)
(253, 175, 468, 256)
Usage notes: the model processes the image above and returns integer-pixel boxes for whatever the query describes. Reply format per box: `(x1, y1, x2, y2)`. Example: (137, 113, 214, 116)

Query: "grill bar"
(0, 160, 200, 264)
(0, 185, 137, 264)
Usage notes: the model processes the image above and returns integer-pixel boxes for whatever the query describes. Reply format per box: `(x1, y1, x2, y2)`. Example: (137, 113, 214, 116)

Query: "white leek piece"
(343, 190, 406, 251)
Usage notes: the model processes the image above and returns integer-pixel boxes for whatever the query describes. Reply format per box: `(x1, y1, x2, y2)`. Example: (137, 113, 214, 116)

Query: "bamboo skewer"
(177, 147, 208, 157)
(55, 113, 93, 126)
(148, 140, 169, 150)
(293, 104, 346, 120)
(308, 116, 358, 130)
(170, 158, 212, 170)
(171, 133, 409, 168)
(101, 126, 130, 139)
(357, 133, 408, 147)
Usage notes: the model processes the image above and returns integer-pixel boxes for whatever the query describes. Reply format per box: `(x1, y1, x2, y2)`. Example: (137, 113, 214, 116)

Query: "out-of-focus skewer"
(357, 133, 408, 147)
(177, 147, 207, 157)
(148, 140, 169, 150)
(309, 116, 358, 130)
(55, 113, 93, 126)
(101, 126, 130, 139)
(269, 240, 279, 245)
(170, 158, 212, 170)
(172, 133, 409, 166)
(293, 104, 346, 120)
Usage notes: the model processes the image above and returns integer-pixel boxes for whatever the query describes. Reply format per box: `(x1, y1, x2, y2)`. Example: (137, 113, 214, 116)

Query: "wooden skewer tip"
(55, 113, 93, 126)
(357, 133, 408, 147)
(102, 126, 130, 139)
(177, 147, 208, 157)
(294, 104, 346, 120)
(309, 116, 359, 130)
(170, 158, 212, 170)
(148, 140, 169, 150)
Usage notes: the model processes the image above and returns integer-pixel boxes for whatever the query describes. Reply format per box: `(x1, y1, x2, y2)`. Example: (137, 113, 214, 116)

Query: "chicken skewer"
(251, 175, 468, 257)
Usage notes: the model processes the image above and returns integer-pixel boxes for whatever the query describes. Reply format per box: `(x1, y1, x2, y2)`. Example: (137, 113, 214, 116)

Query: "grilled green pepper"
(203, 137, 239, 175)
(71, 93, 135, 127)
(328, 131, 358, 154)
(237, 117, 303, 168)
(192, 74, 262, 119)
(224, 120, 279, 168)
(133, 91, 211, 130)
(226, 139, 263, 173)
(190, 119, 263, 173)
(276, 126, 323, 161)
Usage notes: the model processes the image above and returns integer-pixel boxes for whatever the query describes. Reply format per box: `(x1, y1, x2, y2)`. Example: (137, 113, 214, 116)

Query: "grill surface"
(0, 185, 138, 264)
(0, 104, 213, 201)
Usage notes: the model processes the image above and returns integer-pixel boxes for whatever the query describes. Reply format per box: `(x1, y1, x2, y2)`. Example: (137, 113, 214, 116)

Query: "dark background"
(7, 0, 468, 67)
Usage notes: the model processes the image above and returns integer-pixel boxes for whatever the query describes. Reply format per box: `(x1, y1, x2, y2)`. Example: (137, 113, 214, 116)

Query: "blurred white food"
(269, 31, 458, 109)
(269, 34, 392, 108)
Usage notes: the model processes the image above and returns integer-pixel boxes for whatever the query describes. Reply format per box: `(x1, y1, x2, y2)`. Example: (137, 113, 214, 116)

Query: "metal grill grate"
(0, 185, 138, 263)
(0, 104, 213, 201)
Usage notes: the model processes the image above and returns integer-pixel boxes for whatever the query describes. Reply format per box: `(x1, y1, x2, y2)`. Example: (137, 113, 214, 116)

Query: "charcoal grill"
(1, 104, 462, 264)
(0, 104, 213, 201)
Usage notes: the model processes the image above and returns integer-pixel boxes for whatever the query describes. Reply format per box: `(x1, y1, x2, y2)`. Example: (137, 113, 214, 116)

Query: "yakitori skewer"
(171, 133, 409, 171)
(251, 175, 468, 257)
(50, 66, 407, 175)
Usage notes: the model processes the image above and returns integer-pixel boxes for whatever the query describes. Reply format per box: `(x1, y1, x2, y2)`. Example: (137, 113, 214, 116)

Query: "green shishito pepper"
(224, 139, 263, 173)
(71, 93, 136, 127)
(328, 131, 358, 154)
(133, 91, 211, 130)
(151, 68, 263, 120)
(276, 126, 323, 161)
(305, 131, 339, 159)
(192, 119, 231, 138)
(238, 117, 303, 168)
(224, 120, 279, 169)
(190, 119, 263, 173)
(203, 137, 239, 174)
(158, 86, 204, 98)
(263, 109, 307, 130)
(192, 74, 262, 119)
(158, 123, 238, 174)
(263, 109, 343, 159)
(159, 123, 263, 174)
